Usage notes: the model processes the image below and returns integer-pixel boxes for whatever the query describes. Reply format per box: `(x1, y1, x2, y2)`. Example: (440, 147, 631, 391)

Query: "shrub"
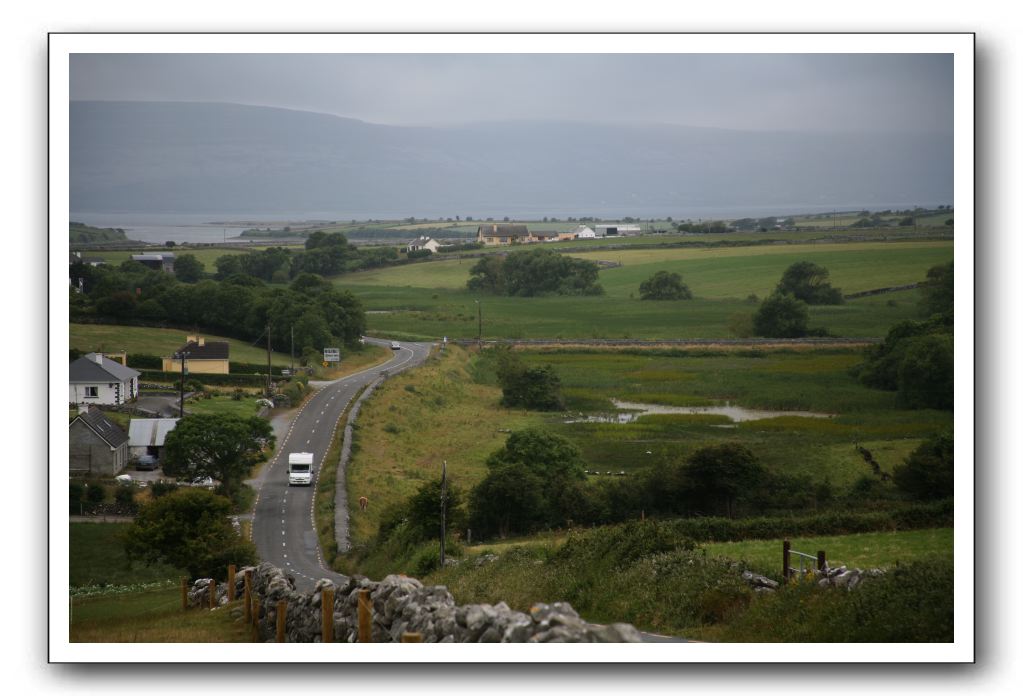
(752, 293, 809, 338)
(639, 270, 693, 300)
(775, 261, 844, 305)
(114, 486, 135, 507)
(893, 433, 954, 501)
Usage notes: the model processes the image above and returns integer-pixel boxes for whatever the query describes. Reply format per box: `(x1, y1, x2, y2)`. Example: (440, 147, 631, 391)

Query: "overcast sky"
(70, 53, 952, 134)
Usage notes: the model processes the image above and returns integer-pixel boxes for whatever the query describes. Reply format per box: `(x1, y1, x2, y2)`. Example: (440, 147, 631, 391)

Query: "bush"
(639, 270, 693, 300)
(114, 486, 135, 507)
(775, 261, 844, 305)
(752, 293, 810, 338)
(494, 348, 564, 410)
(149, 481, 180, 498)
(894, 433, 954, 501)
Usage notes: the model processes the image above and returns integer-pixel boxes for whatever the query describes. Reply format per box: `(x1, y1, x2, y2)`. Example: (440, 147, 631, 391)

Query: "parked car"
(134, 454, 158, 471)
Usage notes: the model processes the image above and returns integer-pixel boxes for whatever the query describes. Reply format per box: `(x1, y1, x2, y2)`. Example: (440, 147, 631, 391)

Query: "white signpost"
(323, 347, 340, 363)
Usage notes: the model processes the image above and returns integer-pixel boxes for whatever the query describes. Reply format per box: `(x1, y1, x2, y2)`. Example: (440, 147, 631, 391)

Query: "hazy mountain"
(70, 101, 952, 218)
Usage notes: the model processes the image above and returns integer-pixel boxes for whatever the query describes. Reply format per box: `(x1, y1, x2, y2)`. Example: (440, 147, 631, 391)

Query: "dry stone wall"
(188, 562, 642, 643)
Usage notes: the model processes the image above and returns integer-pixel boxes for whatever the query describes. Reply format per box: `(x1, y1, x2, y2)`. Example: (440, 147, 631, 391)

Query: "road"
(250, 338, 433, 591)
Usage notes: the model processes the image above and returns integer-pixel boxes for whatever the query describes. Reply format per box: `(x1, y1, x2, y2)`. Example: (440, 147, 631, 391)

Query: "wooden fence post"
(276, 600, 287, 643)
(817, 550, 827, 572)
(782, 539, 791, 581)
(228, 565, 236, 602)
(244, 570, 252, 623)
(401, 632, 422, 643)
(209, 578, 216, 609)
(252, 596, 261, 642)
(322, 588, 335, 643)
(180, 577, 188, 611)
(358, 589, 372, 643)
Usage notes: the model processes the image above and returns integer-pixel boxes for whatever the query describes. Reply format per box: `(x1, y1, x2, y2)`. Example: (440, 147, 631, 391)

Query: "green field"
(70, 523, 183, 587)
(337, 240, 952, 340)
(518, 349, 950, 487)
(70, 323, 293, 364)
(94, 247, 251, 268)
(703, 527, 953, 577)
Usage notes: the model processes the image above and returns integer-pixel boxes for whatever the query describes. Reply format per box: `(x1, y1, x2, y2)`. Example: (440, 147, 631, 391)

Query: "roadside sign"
(323, 347, 340, 362)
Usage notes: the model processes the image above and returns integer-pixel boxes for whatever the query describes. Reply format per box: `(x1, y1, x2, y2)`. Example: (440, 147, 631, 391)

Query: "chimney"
(78, 404, 90, 415)
(186, 335, 197, 344)
(198, 337, 205, 347)
(89, 353, 103, 364)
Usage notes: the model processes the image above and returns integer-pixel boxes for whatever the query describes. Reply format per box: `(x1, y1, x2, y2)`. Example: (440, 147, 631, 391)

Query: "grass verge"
(70, 589, 250, 642)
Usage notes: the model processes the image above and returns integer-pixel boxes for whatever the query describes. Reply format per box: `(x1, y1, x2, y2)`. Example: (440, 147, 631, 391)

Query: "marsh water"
(565, 399, 833, 424)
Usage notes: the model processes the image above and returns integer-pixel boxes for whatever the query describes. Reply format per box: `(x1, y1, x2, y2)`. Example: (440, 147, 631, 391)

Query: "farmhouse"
(477, 224, 529, 246)
(131, 252, 175, 272)
(161, 335, 230, 374)
(128, 417, 179, 463)
(528, 230, 561, 243)
(595, 224, 642, 237)
(405, 236, 441, 253)
(69, 352, 140, 406)
(69, 406, 130, 476)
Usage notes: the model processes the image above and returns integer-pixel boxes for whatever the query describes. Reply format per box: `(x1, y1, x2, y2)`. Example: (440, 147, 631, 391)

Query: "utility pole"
(266, 322, 272, 397)
(439, 460, 447, 568)
(475, 300, 482, 348)
(177, 351, 188, 417)
(290, 325, 294, 375)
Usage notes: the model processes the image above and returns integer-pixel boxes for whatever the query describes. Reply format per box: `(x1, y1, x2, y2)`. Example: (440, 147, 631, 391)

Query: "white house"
(574, 225, 596, 239)
(405, 236, 441, 253)
(69, 353, 140, 406)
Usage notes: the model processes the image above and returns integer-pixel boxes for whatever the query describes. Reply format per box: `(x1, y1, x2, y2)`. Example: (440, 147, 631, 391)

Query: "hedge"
(139, 370, 268, 387)
(126, 354, 287, 376)
(656, 499, 952, 544)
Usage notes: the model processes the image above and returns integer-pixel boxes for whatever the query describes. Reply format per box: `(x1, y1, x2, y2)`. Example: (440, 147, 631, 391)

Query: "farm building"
(477, 224, 529, 246)
(595, 224, 642, 237)
(529, 230, 561, 243)
(574, 225, 596, 239)
(161, 335, 230, 374)
(405, 236, 441, 253)
(128, 418, 179, 463)
(131, 252, 175, 272)
(69, 352, 140, 406)
(69, 406, 130, 476)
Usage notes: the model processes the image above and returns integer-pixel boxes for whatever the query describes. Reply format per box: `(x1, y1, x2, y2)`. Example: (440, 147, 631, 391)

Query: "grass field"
(70, 523, 182, 587)
(70, 323, 294, 364)
(70, 589, 249, 642)
(703, 527, 953, 577)
(95, 247, 250, 268)
(184, 394, 265, 419)
(336, 240, 952, 340)
(517, 348, 950, 487)
(345, 345, 546, 545)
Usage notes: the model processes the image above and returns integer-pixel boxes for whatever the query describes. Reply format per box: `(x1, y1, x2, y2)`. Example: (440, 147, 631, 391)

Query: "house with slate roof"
(161, 335, 231, 374)
(69, 406, 130, 475)
(69, 353, 140, 406)
(476, 223, 530, 246)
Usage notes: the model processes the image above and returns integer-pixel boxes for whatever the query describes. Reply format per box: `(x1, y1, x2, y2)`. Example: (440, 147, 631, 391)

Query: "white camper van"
(288, 452, 314, 486)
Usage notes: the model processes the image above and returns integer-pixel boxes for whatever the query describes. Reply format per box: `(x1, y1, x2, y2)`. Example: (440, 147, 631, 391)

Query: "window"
(84, 386, 98, 398)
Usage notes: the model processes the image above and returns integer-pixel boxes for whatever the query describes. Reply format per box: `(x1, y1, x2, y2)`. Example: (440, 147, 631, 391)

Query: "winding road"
(250, 338, 433, 591)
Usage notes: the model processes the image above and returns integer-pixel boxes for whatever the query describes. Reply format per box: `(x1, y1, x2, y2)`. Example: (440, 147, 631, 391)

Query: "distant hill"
(70, 101, 953, 217)
(69, 221, 129, 244)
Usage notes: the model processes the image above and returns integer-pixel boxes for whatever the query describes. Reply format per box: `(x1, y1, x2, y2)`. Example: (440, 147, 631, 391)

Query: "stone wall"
(188, 562, 642, 643)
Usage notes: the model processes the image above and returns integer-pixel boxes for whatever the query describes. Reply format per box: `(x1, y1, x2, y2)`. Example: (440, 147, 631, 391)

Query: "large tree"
(775, 261, 844, 305)
(123, 488, 257, 579)
(639, 270, 693, 300)
(682, 443, 764, 518)
(893, 433, 953, 501)
(161, 414, 274, 498)
(919, 261, 953, 319)
(174, 254, 204, 283)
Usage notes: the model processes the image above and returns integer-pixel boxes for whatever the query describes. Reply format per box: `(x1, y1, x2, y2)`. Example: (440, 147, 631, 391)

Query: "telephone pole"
(439, 460, 447, 567)
(177, 351, 189, 417)
(290, 325, 295, 374)
(474, 300, 482, 348)
(266, 322, 272, 397)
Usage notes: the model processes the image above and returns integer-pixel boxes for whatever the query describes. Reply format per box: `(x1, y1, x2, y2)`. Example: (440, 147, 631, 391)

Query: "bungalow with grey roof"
(69, 353, 140, 406)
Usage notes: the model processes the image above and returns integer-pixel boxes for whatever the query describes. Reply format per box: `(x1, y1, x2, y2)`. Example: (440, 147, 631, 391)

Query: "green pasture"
(70, 523, 182, 587)
(69, 323, 293, 365)
(336, 240, 952, 340)
(703, 527, 954, 578)
(94, 247, 250, 269)
(513, 348, 951, 488)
